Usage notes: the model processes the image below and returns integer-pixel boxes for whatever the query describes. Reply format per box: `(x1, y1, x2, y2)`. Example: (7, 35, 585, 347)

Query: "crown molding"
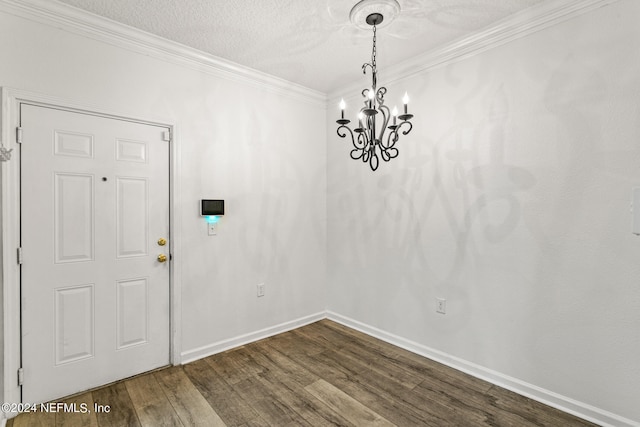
(0, 0, 620, 106)
(0, 0, 327, 106)
(328, 0, 621, 101)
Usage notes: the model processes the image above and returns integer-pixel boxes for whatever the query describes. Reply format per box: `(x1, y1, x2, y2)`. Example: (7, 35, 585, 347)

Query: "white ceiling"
(54, 0, 547, 93)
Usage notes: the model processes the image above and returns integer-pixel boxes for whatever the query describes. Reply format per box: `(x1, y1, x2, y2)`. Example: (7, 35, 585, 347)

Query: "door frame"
(0, 87, 183, 411)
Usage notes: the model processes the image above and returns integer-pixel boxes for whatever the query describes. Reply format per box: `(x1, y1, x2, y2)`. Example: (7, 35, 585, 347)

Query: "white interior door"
(20, 103, 170, 403)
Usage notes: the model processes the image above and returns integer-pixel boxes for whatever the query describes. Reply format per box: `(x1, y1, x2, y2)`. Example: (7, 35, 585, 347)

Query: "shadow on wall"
(332, 86, 535, 260)
(460, 85, 536, 244)
(328, 74, 540, 326)
(237, 107, 326, 293)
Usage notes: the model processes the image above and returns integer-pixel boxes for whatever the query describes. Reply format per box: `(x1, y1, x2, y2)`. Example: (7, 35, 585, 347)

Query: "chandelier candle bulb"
(337, 99, 351, 125)
(392, 106, 398, 125)
(403, 92, 409, 114)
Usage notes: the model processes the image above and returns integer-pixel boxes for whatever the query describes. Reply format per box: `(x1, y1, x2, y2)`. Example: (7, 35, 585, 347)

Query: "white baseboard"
(326, 311, 638, 427)
(180, 311, 326, 364)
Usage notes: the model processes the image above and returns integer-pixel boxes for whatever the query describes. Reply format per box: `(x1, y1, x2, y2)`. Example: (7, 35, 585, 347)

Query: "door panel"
(54, 173, 95, 263)
(116, 277, 149, 349)
(54, 284, 95, 365)
(116, 138, 147, 162)
(116, 177, 149, 258)
(20, 104, 170, 403)
(54, 130, 94, 158)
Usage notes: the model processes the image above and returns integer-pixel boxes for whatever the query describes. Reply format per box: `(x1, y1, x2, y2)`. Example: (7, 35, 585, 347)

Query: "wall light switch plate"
(208, 222, 217, 236)
(436, 298, 446, 314)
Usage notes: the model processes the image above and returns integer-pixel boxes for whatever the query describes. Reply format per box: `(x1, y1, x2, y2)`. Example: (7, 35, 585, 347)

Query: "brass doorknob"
(157, 254, 168, 263)
(157, 238, 167, 246)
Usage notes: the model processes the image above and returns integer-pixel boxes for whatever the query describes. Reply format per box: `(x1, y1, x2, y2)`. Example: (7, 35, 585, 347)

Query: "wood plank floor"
(8, 320, 597, 427)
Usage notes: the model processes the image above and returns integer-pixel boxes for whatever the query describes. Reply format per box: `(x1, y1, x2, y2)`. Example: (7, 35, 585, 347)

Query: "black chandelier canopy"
(336, 0, 414, 171)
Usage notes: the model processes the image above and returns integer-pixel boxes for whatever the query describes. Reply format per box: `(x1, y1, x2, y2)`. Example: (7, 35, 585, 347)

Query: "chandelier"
(336, 0, 414, 171)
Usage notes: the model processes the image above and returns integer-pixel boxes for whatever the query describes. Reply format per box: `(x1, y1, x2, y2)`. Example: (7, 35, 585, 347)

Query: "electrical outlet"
(257, 283, 265, 297)
(436, 298, 446, 314)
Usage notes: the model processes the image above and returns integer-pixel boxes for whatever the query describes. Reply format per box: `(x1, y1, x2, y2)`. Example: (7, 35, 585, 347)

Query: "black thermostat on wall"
(201, 199, 225, 216)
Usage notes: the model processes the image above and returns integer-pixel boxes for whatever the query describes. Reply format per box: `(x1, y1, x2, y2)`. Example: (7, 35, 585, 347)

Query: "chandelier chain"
(371, 24, 377, 80)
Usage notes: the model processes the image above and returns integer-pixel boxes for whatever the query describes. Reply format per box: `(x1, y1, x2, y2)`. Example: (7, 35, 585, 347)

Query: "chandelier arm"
(380, 126, 397, 161)
(350, 131, 370, 160)
(384, 146, 399, 160)
(362, 133, 372, 163)
(384, 128, 399, 149)
(378, 103, 390, 142)
(365, 141, 375, 167)
(361, 131, 370, 145)
(337, 124, 356, 146)
(380, 146, 390, 162)
(382, 132, 400, 160)
(350, 148, 364, 160)
(398, 120, 413, 136)
(355, 130, 368, 150)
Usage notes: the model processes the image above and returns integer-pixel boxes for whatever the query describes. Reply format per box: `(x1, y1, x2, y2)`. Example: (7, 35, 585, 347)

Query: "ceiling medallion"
(337, 0, 414, 171)
(349, 0, 400, 29)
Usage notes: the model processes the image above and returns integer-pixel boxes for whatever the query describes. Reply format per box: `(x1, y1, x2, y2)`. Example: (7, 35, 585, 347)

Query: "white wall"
(1, 0, 638, 425)
(327, 0, 639, 424)
(0, 1, 326, 375)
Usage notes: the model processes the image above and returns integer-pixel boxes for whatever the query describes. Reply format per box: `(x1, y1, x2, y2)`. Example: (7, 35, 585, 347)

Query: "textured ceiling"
(55, 0, 547, 93)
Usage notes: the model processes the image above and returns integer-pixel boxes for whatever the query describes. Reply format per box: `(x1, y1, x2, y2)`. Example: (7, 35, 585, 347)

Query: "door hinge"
(17, 368, 24, 386)
(17, 247, 23, 265)
(162, 130, 171, 142)
(16, 127, 23, 144)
